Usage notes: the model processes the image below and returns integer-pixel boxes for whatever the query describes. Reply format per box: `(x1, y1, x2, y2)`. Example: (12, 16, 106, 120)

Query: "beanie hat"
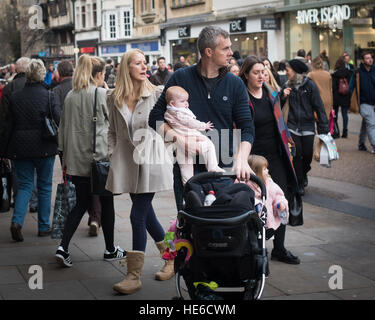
(288, 59, 308, 74)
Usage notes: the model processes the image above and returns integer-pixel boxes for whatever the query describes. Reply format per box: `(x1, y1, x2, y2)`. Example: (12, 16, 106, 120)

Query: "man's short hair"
(57, 60, 74, 77)
(157, 56, 166, 64)
(297, 49, 306, 58)
(106, 59, 112, 64)
(361, 51, 373, 60)
(197, 26, 230, 57)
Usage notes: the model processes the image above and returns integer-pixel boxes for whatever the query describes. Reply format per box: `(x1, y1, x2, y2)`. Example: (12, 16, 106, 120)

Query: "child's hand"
(278, 202, 286, 211)
(205, 121, 214, 130)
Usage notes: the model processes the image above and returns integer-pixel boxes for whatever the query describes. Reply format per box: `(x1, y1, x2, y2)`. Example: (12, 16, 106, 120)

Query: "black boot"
(341, 129, 348, 138)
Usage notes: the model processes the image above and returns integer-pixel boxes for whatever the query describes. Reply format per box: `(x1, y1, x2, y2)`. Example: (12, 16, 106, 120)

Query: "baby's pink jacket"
(246, 177, 289, 231)
(164, 106, 206, 135)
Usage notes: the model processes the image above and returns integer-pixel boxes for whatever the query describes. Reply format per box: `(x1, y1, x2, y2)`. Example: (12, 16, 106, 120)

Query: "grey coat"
(58, 85, 109, 177)
(105, 86, 173, 194)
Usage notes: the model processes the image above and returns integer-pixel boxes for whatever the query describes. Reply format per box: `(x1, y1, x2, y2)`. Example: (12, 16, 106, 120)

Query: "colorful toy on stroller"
(170, 171, 268, 300)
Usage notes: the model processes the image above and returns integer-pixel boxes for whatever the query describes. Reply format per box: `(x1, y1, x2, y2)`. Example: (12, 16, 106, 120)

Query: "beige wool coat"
(105, 86, 173, 194)
(308, 70, 333, 118)
(58, 85, 109, 177)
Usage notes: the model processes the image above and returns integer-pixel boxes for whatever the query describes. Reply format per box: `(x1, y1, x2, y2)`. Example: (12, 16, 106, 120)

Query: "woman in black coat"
(2, 59, 61, 242)
(281, 59, 329, 195)
(239, 56, 300, 265)
(332, 56, 352, 138)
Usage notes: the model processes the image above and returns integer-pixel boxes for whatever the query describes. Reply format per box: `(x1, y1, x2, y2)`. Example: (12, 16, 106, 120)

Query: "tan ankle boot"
(155, 241, 174, 281)
(113, 251, 144, 294)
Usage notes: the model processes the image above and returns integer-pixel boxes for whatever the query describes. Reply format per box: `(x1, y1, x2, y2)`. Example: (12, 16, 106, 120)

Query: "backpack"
(338, 78, 349, 95)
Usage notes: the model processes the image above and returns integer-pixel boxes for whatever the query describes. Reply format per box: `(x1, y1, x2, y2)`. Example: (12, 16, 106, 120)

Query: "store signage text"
(297, 5, 351, 25)
(178, 26, 191, 38)
(230, 18, 246, 33)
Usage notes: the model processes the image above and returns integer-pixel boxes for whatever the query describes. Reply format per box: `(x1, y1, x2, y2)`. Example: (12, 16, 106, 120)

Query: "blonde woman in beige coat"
(107, 49, 173, 295)
(55, 55, 126, 267)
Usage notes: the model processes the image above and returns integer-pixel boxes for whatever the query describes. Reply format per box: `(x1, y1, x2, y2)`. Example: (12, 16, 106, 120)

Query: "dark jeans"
(60, 176, 115, 252)
(291, 133, 315, 188)
(129, 193, 165, 252)
(334, 105, 349, 132)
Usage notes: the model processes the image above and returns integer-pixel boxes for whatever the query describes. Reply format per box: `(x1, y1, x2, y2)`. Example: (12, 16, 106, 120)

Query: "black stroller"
(173, 171, 268, 300)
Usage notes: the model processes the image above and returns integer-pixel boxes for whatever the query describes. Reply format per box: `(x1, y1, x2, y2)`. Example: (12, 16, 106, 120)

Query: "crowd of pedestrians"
(0, 25, 374, 297)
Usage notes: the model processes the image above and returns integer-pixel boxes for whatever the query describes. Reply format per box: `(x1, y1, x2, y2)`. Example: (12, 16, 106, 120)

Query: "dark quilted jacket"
(2, 82, 61, 159)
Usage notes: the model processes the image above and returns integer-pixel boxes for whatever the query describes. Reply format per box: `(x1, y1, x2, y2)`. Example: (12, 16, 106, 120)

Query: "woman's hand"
(283, 88, 291, 98)
(278, 202, 286, 211)
(205, 121, 214, 131)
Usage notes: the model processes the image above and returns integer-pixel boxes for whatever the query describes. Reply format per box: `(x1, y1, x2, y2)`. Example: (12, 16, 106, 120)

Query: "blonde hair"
(25, 59, 45, 83)
(248, 155, 269, 184)
(264, 67, 280, 92)
(73, 55, 105, 90)
(112, 49, 155, 108)
(166, 86, 188, 105)
(312, 56, 323, 70)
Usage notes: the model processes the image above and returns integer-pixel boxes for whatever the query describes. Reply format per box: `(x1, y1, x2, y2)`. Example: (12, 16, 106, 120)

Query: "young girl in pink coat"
(247, 155, 289, 232)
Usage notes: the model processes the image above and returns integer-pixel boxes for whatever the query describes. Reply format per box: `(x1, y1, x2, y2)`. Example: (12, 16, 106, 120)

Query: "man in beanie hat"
(281, 59, 329, 195)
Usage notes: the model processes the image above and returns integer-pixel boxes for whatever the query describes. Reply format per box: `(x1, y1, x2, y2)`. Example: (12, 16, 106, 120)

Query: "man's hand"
(232, 141, 254, 182)
(233, 157, 254, 182)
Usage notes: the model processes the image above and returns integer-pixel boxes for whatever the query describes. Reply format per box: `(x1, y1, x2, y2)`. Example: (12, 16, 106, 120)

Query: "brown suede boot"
(113, 251, 144, 294)
(155, 241, 174, 281)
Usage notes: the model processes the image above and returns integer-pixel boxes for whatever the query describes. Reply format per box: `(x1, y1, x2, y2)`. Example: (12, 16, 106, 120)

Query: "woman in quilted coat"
(2, 59, 60, 242)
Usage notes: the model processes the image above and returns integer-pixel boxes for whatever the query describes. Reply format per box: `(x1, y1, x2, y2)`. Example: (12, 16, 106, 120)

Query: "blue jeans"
(12, 157, 55, 231)
(129, 193, 165, 252)
(359, 103, 375, 149)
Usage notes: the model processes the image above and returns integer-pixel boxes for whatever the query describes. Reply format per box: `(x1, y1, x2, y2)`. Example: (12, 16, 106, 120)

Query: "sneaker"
(55, 246, 73, 267)
(104, 246, 127, 261)
(358, 144, 367, 151)
(89, 221, 99, 237)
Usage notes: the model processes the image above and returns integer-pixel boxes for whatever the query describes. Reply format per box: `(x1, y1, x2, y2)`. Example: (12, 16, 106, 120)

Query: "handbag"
(0, 159, 11, 212)
(51, 171, 76, 239)
(42, 91, 58, 142)
(90, 88, 112, 196)
(287, 190, 303, 227)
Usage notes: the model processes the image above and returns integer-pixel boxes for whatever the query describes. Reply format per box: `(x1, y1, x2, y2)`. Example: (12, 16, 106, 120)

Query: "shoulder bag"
(42, 91, 58, 142)
(90, 88, 112, 196)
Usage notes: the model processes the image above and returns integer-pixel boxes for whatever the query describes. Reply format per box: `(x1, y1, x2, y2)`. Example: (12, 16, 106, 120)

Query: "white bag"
(317, 133, 339, 167)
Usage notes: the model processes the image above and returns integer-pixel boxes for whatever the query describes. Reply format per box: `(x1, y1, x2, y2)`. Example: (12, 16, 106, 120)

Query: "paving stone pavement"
(0, 114, 374, 301)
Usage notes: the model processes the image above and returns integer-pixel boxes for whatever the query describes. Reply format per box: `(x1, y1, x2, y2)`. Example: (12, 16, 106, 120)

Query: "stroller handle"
(187, 171, 267, 199)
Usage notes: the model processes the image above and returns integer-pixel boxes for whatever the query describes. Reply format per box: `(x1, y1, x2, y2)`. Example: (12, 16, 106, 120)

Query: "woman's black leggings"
(291, 133, 315, 187)
(60, 176, 115, 253)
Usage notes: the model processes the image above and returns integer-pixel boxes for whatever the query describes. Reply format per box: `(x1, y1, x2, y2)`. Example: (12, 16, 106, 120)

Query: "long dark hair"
(334, 56, 346, 70)
(239, 56, 264, 86)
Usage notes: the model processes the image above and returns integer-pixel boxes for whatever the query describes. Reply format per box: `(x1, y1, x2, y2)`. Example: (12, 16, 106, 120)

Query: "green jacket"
(58, 85, 109, 177)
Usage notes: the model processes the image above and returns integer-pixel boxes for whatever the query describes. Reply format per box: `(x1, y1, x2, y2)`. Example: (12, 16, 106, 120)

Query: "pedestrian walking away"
(0, 59, 61, 242)
(106, 49, 173, 295)
(332, 56, 353, 138)
(56, 54, 126, 268)
(239, 56, 300, 264)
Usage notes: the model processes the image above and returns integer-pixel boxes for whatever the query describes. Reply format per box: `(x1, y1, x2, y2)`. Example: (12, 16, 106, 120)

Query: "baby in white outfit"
(164, 86, 224, 185)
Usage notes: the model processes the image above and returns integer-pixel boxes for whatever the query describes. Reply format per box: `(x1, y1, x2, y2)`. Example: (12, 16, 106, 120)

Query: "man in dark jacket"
(351, 51, 375, 153)
(150, 57, 173, 86)
(53, 60, 73, 106)
(149, 26, 254, 211)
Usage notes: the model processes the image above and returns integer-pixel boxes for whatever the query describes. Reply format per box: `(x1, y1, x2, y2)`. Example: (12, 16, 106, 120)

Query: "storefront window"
(230, 33, 267, 59)
(171, 38, 198, 65)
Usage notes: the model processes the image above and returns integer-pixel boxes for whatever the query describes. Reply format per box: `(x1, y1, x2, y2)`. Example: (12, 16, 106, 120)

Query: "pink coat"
(247, 177, 289, 231)
(164, 106, 206, 136)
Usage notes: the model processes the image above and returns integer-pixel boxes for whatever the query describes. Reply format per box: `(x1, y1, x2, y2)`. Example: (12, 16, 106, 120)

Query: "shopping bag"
(318, 133, 339, 161)
(313, 138, 323, 162)
(287, 191, 303, 227)
(51, 175, 76, 239)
